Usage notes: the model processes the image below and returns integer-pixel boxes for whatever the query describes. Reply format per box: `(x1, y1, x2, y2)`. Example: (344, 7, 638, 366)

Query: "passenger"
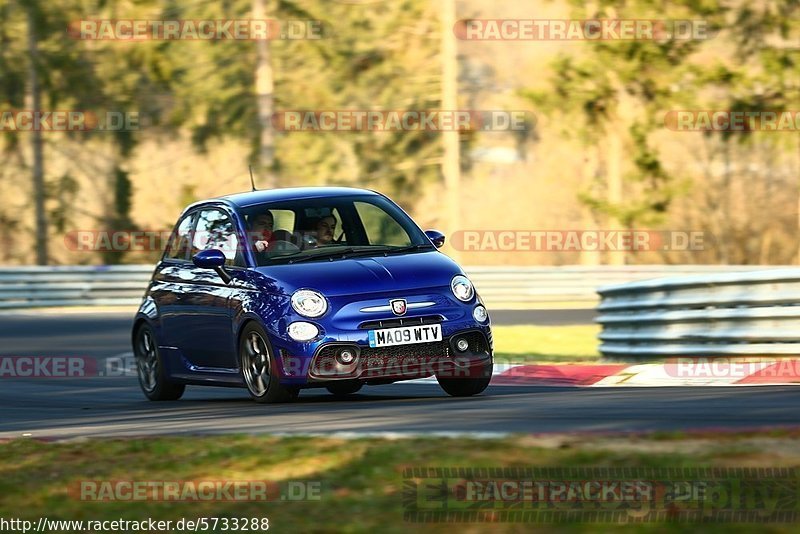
(310, 215, 337, 246)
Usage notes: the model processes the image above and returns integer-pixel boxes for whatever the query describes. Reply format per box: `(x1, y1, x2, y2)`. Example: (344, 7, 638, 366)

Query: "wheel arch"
(131, 315, 154, 346)
(235, 314, 264, 344)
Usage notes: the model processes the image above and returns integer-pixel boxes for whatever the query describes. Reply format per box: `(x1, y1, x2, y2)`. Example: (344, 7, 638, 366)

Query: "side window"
(192, 209, 242, 267)
(164, 213, 195, 261)
(354, 202, 411, 246)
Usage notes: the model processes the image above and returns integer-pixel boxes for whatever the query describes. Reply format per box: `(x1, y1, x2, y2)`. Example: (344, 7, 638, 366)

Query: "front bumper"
(276, 325, 492, 386)
(308, 328, 492, 383)
(269, 289, 492, 386)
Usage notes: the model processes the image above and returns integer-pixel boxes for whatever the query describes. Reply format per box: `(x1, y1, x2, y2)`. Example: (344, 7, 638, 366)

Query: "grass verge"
(492, 325, 601, 364)
(2, 432, 799, 532)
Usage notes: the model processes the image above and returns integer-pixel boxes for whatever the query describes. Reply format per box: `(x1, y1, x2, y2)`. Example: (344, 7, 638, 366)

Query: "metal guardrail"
(597, 268, 800, 357)
(0, 266, 152, 309)
(0, 264, 786, 310)
(465, 265, 773, 308)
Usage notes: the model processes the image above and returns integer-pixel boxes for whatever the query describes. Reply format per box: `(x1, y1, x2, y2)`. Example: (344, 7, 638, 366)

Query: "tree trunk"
(605, 120, 624, 265)
(441, 0, 460, 259)
(26, 2, 47, 265)
(253, 0, 275, 189)
(579, 149, 601, 265)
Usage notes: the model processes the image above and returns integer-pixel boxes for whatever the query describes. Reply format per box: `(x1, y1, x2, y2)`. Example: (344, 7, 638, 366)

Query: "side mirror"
(193, 249, 226, 269)
(192, 249, 231, 284)
(425, 230, 446, 249)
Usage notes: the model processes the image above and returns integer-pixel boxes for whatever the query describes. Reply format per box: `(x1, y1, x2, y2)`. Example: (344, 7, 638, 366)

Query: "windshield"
(240, 194, 431, 266)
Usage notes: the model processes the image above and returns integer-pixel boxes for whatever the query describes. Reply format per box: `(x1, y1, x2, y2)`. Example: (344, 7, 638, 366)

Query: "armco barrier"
(0, 265, 152, 309)
(597, 268, 800, 357)
(0, 265, 786, 310)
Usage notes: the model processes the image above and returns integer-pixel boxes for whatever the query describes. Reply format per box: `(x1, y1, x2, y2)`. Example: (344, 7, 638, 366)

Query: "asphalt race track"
(2, 310, 800, 439)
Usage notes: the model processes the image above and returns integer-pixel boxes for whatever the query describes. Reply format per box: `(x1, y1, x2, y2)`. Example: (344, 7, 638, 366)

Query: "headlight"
(291, 289, 328, 318)
(451, 275, 475, 302)
(288, 321, 320, 341)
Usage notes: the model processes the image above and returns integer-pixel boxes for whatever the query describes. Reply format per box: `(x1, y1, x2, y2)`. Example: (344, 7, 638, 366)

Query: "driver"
(249, 211, 274, 252)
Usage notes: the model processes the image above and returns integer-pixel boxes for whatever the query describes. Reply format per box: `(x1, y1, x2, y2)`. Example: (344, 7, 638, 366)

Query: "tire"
(437, 360, 492, 397)
(326, 382, 363, 397)
(239, 322, 298, 404)
(134, 324, 185, 401)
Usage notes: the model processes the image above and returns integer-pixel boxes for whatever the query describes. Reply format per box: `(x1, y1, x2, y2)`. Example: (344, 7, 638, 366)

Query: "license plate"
(368, 324, 442, 348)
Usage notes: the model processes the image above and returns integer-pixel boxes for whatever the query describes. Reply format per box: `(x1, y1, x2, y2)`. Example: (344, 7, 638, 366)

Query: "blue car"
(132, 187, 493, 403)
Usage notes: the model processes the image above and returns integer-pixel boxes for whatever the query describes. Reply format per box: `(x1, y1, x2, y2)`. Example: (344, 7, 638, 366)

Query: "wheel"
(326, 382, 363, 397)
(134, 324, 185, 401)
(240, 323, 297, 403)
(436, 360, 492, 397)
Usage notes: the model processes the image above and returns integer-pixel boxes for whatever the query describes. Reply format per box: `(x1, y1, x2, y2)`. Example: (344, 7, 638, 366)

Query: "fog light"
(473, 305, 488, 323)
(455, 338, 470, 352)
(337, 348, 356, 365)
(288, 322, 319, 342)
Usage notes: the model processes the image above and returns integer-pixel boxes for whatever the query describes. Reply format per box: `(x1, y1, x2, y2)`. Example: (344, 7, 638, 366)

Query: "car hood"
(253, 250, 462, 296)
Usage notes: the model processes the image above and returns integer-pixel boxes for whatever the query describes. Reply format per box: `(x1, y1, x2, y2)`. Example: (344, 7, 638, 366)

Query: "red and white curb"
(412, 360, 800, 387)
(499, 360, 800, 386)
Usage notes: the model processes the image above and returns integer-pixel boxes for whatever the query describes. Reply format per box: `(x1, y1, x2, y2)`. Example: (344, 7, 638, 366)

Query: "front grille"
(310, 340, 450, 379)
(361, 340, 450, 366)
(308, 331, 490, 380)
(358, 314, 444, 330)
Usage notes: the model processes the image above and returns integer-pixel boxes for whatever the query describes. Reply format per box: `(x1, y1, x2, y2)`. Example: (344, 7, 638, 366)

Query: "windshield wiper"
(383, 243, 435, 254)
(285, 248, 358, 264)
(332, 245, 433, 259)
(270, 244, 434, 265)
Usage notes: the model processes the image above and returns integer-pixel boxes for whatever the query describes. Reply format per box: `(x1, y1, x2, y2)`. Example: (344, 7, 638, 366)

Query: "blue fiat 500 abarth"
(132, 187, 493, 403)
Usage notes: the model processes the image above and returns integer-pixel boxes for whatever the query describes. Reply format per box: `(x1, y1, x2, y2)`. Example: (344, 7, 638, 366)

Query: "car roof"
(185, 186, 382, 212)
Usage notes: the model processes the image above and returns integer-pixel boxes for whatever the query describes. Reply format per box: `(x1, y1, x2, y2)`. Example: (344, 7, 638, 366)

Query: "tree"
(2, 0, 110, 264)
(24, 1, 46, 264)
(152, 0, 443, 208)
(522, 0, 727, 264)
